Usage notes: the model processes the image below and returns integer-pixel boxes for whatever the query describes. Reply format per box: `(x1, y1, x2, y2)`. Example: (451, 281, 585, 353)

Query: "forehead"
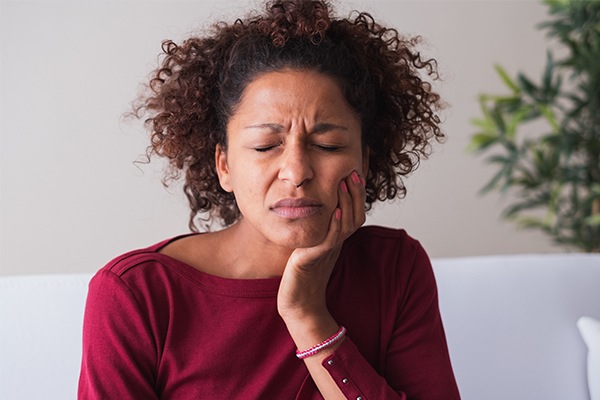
(230, 69, 358, 122)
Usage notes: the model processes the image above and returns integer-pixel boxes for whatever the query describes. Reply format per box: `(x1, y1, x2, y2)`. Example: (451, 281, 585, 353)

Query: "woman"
(78, 0, 461, 398)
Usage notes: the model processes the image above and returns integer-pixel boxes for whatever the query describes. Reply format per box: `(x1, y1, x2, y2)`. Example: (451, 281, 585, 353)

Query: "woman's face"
(216, 69, 367, 250)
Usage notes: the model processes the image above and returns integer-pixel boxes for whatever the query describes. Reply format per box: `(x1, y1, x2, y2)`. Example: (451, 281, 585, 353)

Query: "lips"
(270, 198, 323, 219)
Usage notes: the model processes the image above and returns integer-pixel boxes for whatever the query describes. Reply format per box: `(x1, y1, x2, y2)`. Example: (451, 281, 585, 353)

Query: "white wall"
(0, 0, 559, 276)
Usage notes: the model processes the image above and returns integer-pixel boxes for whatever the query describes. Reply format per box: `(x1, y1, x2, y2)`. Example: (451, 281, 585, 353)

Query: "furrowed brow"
(311, 123, 349, 134)
(243, 123, 284, 132)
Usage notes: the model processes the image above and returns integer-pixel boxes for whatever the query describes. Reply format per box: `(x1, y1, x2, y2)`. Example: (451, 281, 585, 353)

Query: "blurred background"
(1, 0, 560, 276)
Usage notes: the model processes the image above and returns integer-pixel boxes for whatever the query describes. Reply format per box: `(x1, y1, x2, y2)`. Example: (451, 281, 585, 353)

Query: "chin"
(272, 224, 328, 249)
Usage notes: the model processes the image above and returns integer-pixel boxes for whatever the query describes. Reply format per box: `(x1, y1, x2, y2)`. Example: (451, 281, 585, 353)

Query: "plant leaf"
(494, 64, 520, 93)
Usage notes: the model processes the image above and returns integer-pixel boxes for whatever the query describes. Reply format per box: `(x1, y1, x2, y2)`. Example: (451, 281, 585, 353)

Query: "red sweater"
(79, 226, 460, 399)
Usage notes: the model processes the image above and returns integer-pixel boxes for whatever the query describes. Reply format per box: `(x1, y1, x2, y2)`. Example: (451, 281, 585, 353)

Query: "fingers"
(348, 170, 367, 227)
(319, 204, 342, 253)
(337, 170, 366, 241)
(305, 169, 366, 253)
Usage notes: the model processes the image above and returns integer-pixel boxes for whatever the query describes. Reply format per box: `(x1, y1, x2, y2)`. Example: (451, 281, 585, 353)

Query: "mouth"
(270, 198, 323, 219)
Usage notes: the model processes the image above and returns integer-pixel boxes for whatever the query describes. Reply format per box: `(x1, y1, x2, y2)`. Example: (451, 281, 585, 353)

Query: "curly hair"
(137, 0, 444, 231)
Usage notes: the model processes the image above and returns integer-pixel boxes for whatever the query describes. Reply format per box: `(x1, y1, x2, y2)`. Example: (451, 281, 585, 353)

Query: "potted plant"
(469, 0, 600, 252)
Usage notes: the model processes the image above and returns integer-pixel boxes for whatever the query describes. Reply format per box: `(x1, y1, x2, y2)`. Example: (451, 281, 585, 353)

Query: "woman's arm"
(78, 269, 160, 400)
(278, 170, 370, 399)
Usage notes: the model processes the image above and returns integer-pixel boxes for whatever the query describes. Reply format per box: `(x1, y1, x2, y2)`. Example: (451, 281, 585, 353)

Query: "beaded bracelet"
(296, 326, 347, 359)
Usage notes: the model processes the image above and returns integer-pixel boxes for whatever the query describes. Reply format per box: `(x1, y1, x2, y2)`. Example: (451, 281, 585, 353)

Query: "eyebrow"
(243, 122, 349, 133)
(243, 123, 284, 132)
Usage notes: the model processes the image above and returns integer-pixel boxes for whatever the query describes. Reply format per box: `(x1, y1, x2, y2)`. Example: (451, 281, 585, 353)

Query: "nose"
(278, 142, 314, 188)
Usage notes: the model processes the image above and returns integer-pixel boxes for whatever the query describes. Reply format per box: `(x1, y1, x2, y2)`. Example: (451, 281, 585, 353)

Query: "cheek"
(231, 183, 262, 219)
(318, 159, 360, 194)
(229, 163, 271, 204)
(329, 155, 364, 179)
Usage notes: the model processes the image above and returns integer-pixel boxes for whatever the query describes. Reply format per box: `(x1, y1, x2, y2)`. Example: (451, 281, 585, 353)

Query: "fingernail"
(340, 181, 348, 192)
(335, 209, 341, 220)
(351, 171, 360, 184)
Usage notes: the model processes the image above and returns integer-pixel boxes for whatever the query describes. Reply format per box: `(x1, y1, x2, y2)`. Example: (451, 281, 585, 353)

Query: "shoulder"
(86, 235, 199, 315)
(330, 226, 438, 331)
(91, 234, 196, 289)
(100, 237, 177, 276)
(344, 225, 426, 259)
(349, 225, 413, 241)
(339, 225, 433, 284)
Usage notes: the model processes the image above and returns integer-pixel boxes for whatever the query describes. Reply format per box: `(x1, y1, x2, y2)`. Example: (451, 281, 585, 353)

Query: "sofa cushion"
(432, 254, 600, 400)
(0, 274, 92, 400)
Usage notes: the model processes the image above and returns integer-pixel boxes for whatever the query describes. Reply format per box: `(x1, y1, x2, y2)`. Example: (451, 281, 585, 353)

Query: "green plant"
(469, 0, 600, 252)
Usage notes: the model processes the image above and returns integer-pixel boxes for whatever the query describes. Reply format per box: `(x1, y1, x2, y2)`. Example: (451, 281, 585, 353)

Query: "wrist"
(296, 326, 347, 359)
(282, 312, 341, 356)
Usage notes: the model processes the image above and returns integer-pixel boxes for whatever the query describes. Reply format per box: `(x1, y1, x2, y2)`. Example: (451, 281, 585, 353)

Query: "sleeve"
(321, 240, 461, 400)
(78, 269, 160, 400)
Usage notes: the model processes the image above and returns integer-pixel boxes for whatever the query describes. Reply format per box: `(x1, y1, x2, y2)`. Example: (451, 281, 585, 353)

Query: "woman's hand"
(277, 169, 366, 339)
(277, 170, 366, 321)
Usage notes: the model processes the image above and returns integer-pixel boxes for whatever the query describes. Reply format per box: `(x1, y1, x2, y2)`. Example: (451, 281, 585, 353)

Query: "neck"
(218, 220, 292, 279)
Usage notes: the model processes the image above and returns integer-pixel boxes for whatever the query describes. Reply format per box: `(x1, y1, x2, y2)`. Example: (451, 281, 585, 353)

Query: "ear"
(215, 144, 233, 193)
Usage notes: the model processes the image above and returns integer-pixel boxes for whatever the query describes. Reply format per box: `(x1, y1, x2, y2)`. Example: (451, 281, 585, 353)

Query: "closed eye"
(314, 144, 342, 152)
(254, 144, 279, 152)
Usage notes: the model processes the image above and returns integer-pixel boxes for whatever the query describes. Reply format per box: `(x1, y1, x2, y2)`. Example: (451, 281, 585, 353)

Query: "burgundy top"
(78, 226, 460, 399)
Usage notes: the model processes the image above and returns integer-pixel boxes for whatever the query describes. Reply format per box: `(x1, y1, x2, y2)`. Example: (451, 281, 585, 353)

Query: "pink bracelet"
(296, 326, 347, 359)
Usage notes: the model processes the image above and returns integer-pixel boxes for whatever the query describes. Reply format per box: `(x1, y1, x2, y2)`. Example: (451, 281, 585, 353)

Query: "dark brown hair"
(137, 0, 444, 230)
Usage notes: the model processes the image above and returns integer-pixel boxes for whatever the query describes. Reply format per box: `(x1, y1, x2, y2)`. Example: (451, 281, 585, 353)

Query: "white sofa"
(1, 254, 599, 400)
